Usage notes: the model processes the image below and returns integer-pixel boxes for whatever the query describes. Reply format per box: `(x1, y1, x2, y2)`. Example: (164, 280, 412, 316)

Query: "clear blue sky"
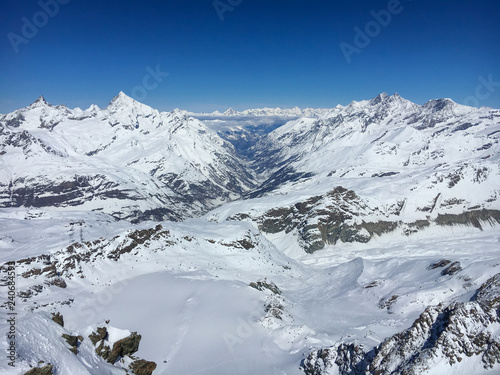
(1, 0, 499, 113)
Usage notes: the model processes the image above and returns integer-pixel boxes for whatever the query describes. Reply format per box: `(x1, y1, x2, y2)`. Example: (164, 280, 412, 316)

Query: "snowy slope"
(2, 217, 500, 374)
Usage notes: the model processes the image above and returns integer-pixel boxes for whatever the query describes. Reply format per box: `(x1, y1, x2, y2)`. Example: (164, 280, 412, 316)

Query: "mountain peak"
(423, 98, 456, 112)
(108, 91, 137, 107)
(105, 91, 160, 121)
(223, 108, 238, 116)
(369, 92, 390, 105)
(106, 91, 157, 115)
(28, 95, 50, 108)
(171, 108, 189, 117)
(86, 104, 101, 112)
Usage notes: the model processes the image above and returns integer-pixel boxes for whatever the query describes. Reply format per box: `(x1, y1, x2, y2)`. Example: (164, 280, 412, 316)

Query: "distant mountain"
(190, 106, 332, 118)
(0, 92, 255, 222)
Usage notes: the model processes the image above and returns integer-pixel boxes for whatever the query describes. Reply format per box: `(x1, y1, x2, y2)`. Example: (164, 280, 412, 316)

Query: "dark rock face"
(440, 261, 462, 276)
(428, 259, 452, 270)
(89, 327, 157, 374)
(435, 209, 500, 229)
(475, 273, 500, 312)
(249, 278, 282, 295)
(252, 186, 402, 252)
(107, 332, 142, 364)
(62, 333, 79, 348)
(250, 186, 500, 253)
(51, 278, 67, 288)
(301, 344, 369, 375)
(378, 294, 399, 313)
(301, 273, 500, 375)
(0, 176, 186, 222)
(89, 326, 108, 345)
(62, 333, 83, 355)
(250, 278, 286, 321)
(90, 326, 112, 361)
(130, 359, 158, 375)
(258, 186, 378, 253)
(23, 364, 54, 375)
(51, 312, 64, 327)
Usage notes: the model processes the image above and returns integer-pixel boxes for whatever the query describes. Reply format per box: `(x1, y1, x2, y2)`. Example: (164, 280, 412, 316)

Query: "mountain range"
(0, 92, 255, 222)
(189, 106, 331, 118)
(1, 92, 499, 375)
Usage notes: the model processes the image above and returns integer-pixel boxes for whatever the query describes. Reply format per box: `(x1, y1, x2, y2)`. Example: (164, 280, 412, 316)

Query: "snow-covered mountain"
(0, 92, 255, 222)
(190, 106, 331, 118)
(252, 92, 497, 193)
(206, 92, 500, 252)
(1, 92, 500, 375)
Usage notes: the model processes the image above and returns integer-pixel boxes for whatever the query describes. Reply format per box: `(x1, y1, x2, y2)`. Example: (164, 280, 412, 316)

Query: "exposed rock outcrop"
(130, 359, 157, 375)
(301, 273, 500, 374)
(249, 278, 282, 295)
(23, 364, 54, 375)
(61, 333, 83, 355)
(255, 187, 500, 253)
(89, 326, 156, 374)
(107, 332, 141, 364)
(50, 312, 64, 327)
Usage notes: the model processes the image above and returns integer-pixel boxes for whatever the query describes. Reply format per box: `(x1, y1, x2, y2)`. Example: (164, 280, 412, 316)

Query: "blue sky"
(1, 0, 499, 113)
